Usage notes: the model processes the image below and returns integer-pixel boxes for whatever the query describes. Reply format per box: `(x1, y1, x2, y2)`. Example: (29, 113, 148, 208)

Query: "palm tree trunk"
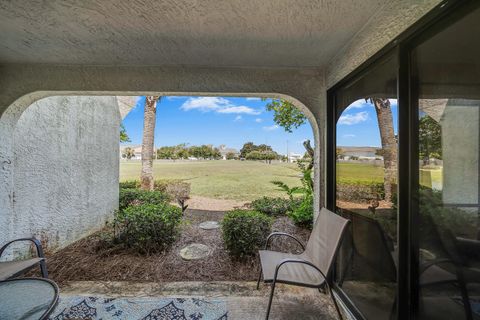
(372, 98, 397, 203)
(141, 96, 160, 190)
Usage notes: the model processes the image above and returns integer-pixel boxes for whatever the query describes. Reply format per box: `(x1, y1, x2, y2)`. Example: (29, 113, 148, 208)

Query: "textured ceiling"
(0, 0, 388, 68)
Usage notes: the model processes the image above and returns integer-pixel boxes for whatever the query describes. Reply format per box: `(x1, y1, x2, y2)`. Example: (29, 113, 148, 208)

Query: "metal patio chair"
(0, 238, 48, 280)
(257, 207, 350, 320)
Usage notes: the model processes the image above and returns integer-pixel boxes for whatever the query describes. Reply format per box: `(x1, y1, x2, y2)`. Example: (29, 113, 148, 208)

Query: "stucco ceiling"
(0, 0, 388, 68)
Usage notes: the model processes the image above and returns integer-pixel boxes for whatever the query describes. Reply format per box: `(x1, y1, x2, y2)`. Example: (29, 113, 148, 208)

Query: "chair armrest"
(420, 258, 454, 275)
(274, 258, 328, 285)
(265, 232, 305, 251)
(0, 237, 45, 259)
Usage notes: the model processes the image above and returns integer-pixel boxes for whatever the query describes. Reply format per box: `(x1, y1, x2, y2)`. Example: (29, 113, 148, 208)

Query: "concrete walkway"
(61, 281, 339, 319)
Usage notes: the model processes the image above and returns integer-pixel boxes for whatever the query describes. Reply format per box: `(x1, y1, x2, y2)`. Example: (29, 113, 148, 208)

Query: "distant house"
(288, 153, 303, 163)
(218, 145, 239, 160)
(338, 146, 383, 160)
(120, 145, 142, 160)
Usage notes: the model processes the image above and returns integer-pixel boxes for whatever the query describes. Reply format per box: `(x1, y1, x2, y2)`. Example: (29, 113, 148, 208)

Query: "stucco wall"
(1, 96, 120, 254)
(442, 101, 479, 205)
(326, 0, 442, 88)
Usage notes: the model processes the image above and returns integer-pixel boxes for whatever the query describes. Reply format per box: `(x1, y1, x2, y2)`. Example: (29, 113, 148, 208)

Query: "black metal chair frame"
(257, 232, 343, 320)
(0, 277, 59, 320)
(0, 237, 48, 278)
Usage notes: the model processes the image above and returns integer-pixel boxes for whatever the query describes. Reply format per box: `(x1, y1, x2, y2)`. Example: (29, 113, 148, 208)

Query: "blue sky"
(121, 96, 397, 153)
(121, 96, 314, 155)
(336, 99, 398, 147)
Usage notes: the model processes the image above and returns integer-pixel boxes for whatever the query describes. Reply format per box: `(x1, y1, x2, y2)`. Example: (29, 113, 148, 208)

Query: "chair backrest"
(304, 207, 350, 276)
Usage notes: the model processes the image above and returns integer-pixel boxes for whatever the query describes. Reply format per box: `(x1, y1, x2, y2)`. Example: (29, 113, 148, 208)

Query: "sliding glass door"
(328, 2, 480, 319)
(411, 5, 480, 320)
(332, 53, 399, 320)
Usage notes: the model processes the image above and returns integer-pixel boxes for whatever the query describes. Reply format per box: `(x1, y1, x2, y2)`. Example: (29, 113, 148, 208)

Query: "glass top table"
(0, 278, 59, 320)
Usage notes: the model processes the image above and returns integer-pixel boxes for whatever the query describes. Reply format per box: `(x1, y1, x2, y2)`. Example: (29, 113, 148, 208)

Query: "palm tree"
(369, 98, 397, 203)
(141, 96, 160, 190)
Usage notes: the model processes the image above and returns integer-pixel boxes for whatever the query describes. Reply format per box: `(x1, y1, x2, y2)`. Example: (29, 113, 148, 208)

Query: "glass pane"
(334, 54, 398, 320)
(413, 6, 480, 320)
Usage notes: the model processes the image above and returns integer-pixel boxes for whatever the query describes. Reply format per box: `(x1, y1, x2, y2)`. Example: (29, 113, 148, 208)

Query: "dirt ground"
(186, 195, 248, 211)
(44, 209, 310, 286)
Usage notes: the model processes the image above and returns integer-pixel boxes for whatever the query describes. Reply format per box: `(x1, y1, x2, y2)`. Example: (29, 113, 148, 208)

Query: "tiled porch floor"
(60, 281, 340, 319)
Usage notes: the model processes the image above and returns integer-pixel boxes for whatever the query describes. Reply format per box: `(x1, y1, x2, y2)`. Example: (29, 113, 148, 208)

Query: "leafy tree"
(122, 147, 135, 160)
(245, 150, 278, 163)
(120, 123, 131, 143)
(176, 144, 190, 159)
(240, 142, 275, 159)
(240, 142, 256, 158)
(265, 99, 307, 133)
(419, 115, 442, 164)
(211, 147, 222, 160)
(336, 147, 345, 160)
(226, 152, 236, 160)
(157, 146, 175, 159)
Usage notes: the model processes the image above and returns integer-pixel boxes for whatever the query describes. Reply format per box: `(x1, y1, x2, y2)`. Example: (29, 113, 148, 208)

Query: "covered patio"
(1, 0, 479, 319)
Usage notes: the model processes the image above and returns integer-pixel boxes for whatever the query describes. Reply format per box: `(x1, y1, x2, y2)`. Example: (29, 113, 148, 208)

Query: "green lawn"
(120, 160, 303, 201)
(336, 162, 384, 184)
(120, 161, 443, 201)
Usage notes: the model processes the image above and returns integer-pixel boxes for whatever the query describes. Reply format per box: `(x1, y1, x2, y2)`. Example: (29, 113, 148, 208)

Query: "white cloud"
(263, 125, 279, 131)
(217, 106, 261, 115)
(181, 97, 230, 112)
(345, 99, 368, 111)
(180, 97, 261, 115)
(255, 118, 263, 123)
(338, 111, 368, 125)
(343, 134, 356, 138)
(165, 96, 185, 100)
(234, 115, 242, 122)
(246, 97, 261, 101)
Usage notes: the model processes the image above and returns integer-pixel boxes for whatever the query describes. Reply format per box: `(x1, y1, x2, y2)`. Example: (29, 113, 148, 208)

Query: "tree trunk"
(141, 96, 160, 190)
(372, 98, 397, 203)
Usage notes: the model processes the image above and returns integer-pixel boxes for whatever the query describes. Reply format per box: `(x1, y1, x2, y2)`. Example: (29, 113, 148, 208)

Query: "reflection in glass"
(414, 6, 480, 320)
(334, 54, 398, 320)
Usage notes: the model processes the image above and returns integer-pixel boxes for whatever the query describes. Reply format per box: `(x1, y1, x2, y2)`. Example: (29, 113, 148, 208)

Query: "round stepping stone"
(180, 243, 212, 260)
(199, 221, 220, 230)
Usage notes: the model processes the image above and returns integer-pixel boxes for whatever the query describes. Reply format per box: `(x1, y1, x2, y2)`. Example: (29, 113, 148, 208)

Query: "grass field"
(120, 160, 303, 201)
(120, 160, 443, 201)
(336, 162, 384, 183)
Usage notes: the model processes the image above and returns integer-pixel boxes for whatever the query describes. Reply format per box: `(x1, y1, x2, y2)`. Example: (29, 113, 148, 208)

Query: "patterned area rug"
(49, 296, 228, 320)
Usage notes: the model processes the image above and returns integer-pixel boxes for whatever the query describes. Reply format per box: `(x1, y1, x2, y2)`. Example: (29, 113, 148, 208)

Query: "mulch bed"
(44, 209, 310, 286)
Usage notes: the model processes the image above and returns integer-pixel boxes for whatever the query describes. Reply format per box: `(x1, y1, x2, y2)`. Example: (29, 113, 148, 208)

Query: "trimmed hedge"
(119, 179, 190, 204)
(250, 197, 292, 216)
(119, 188, 171, 211)
(336, 180, 385, 203)
(113, 203, 182, 254)
(222, 210, 272, 259)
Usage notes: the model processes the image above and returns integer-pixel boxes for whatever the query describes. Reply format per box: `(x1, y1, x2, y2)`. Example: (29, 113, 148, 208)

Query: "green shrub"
(222, 210, 272, 258)
(152, 179, 184, 192)
(288, 194, 314, 228)
(119, 180, 140, 189)
(119, 179, 190, 207)
(119, 188, 171, 211)
(114, 203, 182, 254)
(250, 197, 292, 216)
(336, 181, 385, 203)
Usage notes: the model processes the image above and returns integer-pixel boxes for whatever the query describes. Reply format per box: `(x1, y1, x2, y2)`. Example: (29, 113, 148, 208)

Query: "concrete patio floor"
(60, 281, 341, 319)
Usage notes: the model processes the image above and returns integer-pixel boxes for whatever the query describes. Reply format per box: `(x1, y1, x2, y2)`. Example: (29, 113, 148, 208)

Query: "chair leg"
(39, 260, 48, 278)
(329, 285, 342, 320)
(257, 268, 262, 290)
(457, 279, 473, 320)
(265, 282, 277, 320)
